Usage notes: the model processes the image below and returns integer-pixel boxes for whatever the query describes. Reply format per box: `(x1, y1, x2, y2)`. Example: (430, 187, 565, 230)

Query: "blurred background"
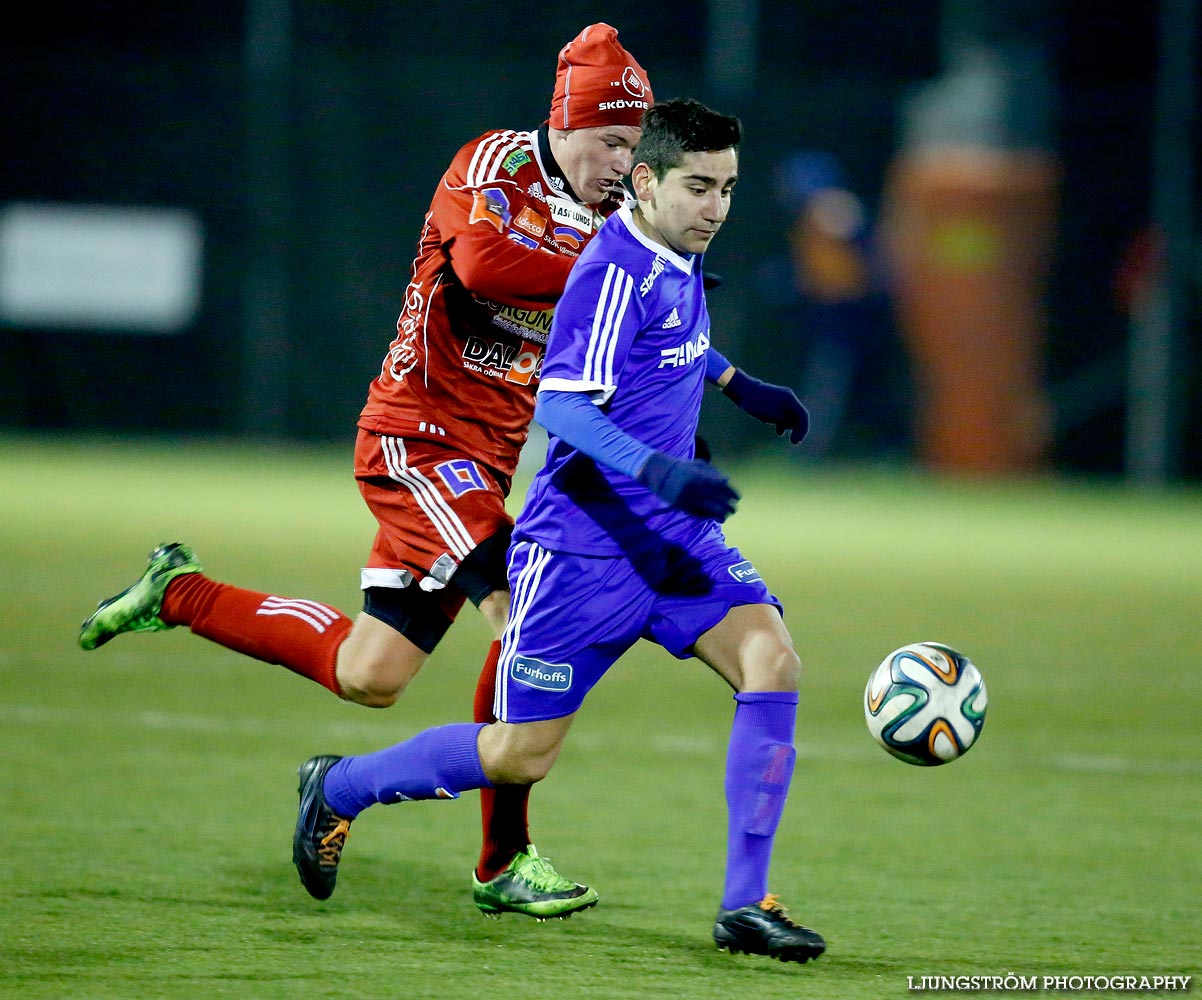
(1, 0, 1197, 482)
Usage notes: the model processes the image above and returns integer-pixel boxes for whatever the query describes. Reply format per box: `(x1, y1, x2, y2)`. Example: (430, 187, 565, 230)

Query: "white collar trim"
(617, 204, 694, 274)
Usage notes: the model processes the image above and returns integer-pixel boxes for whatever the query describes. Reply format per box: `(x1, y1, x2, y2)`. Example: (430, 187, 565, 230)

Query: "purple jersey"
(515, 204, 715, 556)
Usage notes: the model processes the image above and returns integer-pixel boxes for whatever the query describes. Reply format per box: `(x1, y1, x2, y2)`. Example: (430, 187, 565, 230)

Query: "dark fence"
(1, 2, 1193, 478)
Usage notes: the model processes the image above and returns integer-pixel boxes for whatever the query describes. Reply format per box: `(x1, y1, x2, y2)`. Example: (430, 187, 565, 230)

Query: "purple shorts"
(493, 527, 781, 723)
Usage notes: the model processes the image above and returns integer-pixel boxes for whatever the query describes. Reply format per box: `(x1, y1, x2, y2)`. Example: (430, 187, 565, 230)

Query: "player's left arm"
(535, 259, 739, 520)
(534, 389, 740, 522)
(704, 347, 809, 445)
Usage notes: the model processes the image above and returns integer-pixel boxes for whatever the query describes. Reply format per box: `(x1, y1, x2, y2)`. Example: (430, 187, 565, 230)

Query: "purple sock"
(321, 722, 493, 818)
(721, 691, 798, 911)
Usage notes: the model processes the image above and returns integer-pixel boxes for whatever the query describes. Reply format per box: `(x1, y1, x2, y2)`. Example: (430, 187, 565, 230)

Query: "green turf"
(2, 434, 1199, 999)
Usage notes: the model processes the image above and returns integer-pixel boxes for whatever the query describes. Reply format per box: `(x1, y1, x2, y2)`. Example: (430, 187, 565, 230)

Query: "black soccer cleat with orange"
(713, 894, 826, 964)
(292, 754, 352, 900)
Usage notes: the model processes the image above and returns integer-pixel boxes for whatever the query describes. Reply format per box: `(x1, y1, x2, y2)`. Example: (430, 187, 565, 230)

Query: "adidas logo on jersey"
(662, 307, 682, 329)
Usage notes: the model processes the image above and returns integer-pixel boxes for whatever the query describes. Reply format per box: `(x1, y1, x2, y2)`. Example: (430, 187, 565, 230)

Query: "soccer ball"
(863, 641, 987, 766)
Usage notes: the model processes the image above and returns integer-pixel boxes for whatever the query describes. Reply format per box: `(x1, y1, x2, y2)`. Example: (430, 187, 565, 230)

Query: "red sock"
(161, 574, 351, 696)
(474, 639, 531, 881)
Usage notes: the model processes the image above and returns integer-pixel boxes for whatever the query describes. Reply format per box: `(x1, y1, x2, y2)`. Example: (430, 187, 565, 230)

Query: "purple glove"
(723, 369, 810, 444)
(637, 452, 740, 522)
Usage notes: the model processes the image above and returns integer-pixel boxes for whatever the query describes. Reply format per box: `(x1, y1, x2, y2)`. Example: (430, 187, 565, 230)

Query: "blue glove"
(723, 369, 810, 444)
(637, 452, 740, 522)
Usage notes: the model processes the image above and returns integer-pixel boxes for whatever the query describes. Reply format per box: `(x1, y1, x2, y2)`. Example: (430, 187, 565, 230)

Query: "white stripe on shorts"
(495, 541, 552, 721)
(379, 435, 474, 559)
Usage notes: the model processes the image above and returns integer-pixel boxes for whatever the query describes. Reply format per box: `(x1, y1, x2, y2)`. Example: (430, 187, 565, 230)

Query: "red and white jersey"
(358, 127, 626, 481)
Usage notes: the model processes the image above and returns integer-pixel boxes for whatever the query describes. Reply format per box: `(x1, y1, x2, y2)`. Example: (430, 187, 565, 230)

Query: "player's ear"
(631, 162, 656, 202)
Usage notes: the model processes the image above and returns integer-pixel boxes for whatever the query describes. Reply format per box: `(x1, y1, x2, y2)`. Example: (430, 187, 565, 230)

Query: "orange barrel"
(882, 147, 1058, 474)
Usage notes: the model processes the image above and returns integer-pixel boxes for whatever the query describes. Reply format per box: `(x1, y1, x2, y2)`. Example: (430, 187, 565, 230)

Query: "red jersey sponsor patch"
(469, 188, 511, 233)
(514, 206, 548, 238)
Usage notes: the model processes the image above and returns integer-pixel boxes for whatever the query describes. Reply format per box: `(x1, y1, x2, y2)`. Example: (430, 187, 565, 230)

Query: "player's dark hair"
(633, 98, 742, 179)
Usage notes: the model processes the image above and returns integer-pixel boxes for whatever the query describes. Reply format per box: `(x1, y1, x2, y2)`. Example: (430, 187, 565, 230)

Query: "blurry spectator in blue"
(756, 151, 909, 459)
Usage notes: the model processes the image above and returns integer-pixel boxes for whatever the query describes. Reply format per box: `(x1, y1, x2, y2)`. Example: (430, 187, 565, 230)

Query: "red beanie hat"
(548, 23, 653, 131)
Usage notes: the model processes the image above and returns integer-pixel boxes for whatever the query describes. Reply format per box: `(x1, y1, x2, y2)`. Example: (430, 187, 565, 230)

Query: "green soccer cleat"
(472, 845, 599, 920)
(293, 755, 352, 901)
(78, 542, 203, 651)
(713, 894, 826, 964)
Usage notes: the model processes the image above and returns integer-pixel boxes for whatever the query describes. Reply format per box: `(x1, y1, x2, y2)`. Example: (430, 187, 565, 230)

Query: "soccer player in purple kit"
(293, 98, 825, 962)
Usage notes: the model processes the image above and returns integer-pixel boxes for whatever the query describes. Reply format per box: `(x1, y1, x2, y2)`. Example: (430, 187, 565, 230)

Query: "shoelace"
(757, 894, 800, 926)
(515, 854, 574, 892)
(318, 818, 351, 867)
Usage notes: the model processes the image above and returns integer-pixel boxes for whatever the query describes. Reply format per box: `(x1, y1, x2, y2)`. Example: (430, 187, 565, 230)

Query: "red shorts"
(354, 429, 513, 620)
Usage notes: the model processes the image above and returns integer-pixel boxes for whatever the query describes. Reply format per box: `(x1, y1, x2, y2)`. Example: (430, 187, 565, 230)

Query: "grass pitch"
(2, 434, 1199, 999)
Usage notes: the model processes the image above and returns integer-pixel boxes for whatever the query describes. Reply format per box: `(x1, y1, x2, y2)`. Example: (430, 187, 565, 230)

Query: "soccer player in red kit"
(78, 23, 652, 919)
